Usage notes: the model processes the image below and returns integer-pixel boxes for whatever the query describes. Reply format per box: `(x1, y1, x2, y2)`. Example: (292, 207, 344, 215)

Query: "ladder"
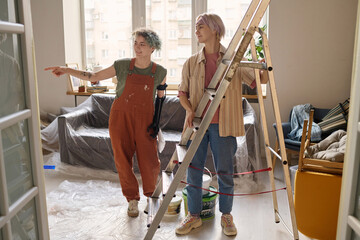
(145, 0, 299, 239)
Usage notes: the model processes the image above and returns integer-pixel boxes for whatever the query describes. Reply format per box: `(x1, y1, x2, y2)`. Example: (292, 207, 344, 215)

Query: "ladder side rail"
(250, 38, 280, 223)
(258, 29, 286, 166)
(260, 29, 299, 240)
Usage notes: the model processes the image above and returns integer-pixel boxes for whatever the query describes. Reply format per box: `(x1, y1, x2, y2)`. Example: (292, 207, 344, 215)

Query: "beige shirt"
(178, 45, 255, 137)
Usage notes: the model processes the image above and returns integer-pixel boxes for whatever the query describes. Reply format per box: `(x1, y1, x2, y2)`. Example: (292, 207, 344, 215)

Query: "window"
(169, 49, 177, 60)
(101, 32, 109, 40)
(146, 0, 191, 86)
(102, 49, 109, 58)
(153, 50, 162, 59)
(168, 29, 177, 39)
(169, 68, 177, 77)
(82, 0, 267, 88)
(118, 50, 126, 58)
(225, 29, 234, 39)
(83, 0, 132, 87)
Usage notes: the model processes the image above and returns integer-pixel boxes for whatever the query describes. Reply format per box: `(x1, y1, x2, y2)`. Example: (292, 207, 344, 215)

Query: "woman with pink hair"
(176, 13, 268, 236)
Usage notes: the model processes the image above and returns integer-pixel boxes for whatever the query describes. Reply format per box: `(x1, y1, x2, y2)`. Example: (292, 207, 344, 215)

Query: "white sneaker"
(175, 214, 202, 235)
(221, 214, 237, 236)
(128, 200, 139, 217)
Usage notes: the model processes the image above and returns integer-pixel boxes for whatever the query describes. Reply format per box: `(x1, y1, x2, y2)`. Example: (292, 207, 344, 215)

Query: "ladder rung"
(193, 117, 201, 130)
(266, 145, 286, 164)
(147, 197, 161, 228)
(162, 171, 174, 196)
(239, 61, 267, 69)
(176, 144, 187, 164)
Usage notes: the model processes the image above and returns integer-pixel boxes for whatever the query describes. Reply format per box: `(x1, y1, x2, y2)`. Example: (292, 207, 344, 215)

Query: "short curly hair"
(132, 28, 161, 50)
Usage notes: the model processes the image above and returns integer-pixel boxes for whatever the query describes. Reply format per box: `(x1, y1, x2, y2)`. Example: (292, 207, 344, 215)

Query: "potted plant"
(245, 24, 267, 61)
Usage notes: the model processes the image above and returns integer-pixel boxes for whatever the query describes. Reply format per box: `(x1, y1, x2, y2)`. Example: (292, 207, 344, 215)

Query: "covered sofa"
(57, 94, 261, 174)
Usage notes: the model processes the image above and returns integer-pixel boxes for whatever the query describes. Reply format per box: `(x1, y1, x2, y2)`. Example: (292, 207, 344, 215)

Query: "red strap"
(129, 58, 136, 71)
(151, 62, 157, 74)
(190, 165, 272, 176)
(182, 181, 286, 196)
(172, 160, 271, 176)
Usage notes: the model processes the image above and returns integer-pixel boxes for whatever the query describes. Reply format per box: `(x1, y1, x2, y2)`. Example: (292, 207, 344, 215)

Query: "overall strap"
(129, 58, 136, 74)
(151, 62, 157, 75)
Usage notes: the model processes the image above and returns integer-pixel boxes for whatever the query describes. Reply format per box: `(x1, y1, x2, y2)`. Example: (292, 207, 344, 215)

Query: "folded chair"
(272, 107, 330, 166)
(294, 110, 344, 240)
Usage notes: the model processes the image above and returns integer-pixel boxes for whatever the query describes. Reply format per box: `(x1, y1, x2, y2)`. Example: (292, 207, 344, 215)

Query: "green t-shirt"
(113, 58, 167, 100)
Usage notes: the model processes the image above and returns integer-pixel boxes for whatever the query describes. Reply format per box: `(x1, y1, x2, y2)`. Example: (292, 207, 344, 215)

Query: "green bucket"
(182, 186, 217, 220)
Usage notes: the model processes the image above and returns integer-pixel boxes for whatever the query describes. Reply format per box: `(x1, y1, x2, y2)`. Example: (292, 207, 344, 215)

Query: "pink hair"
(196, 13, 225, 39)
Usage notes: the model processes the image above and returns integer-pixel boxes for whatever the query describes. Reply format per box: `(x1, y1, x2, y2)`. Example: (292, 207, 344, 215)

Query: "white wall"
(263, 0, 356, 147)
(31, 0, 83, 115)
(31, 0, 68, 115)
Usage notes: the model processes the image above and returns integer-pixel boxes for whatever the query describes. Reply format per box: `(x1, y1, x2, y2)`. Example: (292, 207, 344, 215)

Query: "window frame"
(80, 0, 268, 91)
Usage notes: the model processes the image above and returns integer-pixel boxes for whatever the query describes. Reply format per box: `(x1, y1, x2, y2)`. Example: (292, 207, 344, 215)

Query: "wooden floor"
(44, 153, 313, 240)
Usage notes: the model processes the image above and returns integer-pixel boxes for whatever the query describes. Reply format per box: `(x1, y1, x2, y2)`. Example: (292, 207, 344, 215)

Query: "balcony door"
(0, 0, 49, 239)
(337, 1, 360, 239)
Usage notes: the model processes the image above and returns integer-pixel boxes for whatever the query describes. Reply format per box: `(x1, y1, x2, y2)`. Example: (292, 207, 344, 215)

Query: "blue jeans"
(187, 124, 237, 215)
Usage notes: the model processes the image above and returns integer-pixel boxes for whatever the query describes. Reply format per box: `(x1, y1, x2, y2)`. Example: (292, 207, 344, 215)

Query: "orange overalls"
(109, 58, 160, 202)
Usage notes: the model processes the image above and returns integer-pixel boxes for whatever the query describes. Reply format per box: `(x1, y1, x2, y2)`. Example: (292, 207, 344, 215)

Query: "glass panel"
(83, 0, 132, 87)
(10, 200, 38, 240)
(0, 33, 26, 118)
(146, 0, 191, 85)
(2, 120, 34, 205)
(0, 0, 18, 23)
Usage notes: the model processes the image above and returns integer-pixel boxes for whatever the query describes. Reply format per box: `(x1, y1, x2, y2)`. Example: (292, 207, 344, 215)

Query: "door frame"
(0, 0, 49, 239)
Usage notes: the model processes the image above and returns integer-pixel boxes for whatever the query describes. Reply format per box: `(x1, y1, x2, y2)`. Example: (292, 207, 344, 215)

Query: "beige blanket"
(305, 130, 346, 162)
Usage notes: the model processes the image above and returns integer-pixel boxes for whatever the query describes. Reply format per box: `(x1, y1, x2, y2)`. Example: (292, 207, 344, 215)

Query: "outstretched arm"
(44, 65, 116, 83)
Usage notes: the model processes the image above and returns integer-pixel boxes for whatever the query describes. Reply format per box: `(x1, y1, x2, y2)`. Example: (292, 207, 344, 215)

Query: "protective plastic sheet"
(44, 152, 262, 240)
(41, 94, 261, 178)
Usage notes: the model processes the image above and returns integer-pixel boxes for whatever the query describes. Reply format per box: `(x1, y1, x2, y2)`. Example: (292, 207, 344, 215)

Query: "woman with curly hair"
(45, 28, 167, 218)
